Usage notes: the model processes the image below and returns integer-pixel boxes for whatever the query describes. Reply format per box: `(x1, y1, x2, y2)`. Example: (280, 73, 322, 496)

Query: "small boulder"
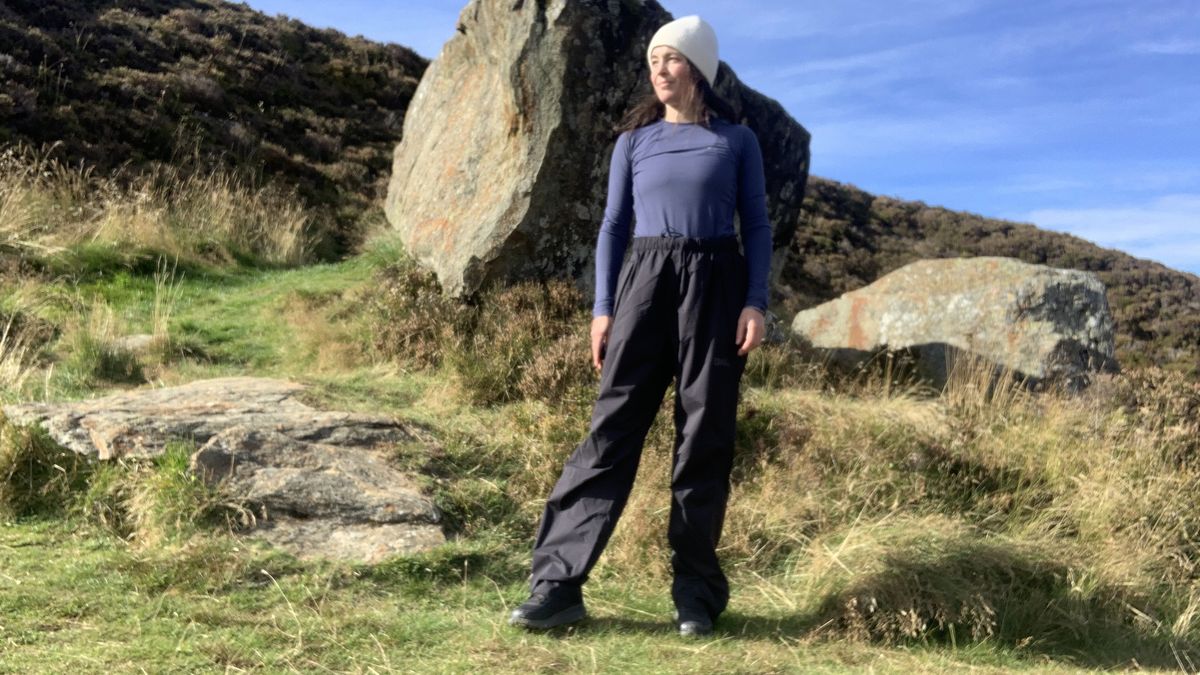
(111, 333, 160, 355)
(790, 257, 1118, 386)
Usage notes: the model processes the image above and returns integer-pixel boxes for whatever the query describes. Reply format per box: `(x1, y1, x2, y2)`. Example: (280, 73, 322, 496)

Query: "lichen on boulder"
(385, 0, 811, 297)
(790, 257, 1119, 386)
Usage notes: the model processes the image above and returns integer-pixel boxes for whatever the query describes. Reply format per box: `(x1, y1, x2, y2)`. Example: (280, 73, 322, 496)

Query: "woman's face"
(649, 46, 693, 108)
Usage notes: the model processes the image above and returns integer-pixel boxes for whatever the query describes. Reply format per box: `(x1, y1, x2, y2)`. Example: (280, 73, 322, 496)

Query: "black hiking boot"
(509, 591, 586, 629)
(673, 606, 714, 637)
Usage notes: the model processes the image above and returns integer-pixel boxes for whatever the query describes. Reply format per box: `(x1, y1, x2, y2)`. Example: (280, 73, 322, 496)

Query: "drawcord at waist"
(631, 236, 740, 253)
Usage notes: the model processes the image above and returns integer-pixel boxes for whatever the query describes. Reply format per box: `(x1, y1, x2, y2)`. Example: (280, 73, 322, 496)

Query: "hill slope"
(0, 0, 426, 247)
(0, 0, 1194, 372)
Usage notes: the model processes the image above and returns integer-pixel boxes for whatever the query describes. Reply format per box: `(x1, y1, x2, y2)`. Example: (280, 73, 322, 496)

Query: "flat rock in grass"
(111, 333, 159, 355)
(251, 519, 447, 564)
(191, 426, 436, 524)
(192, 426, 444, 563)
(2, 377, 445, 562)
(790, 257, 1118, 386)
(1, 377, 409, 460)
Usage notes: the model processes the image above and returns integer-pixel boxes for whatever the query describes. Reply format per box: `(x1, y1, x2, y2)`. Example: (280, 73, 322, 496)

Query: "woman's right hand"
(591, 315, 613, 371)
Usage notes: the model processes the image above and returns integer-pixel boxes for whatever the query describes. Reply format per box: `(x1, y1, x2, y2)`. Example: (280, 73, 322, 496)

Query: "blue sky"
(237, 0, 1200, 275)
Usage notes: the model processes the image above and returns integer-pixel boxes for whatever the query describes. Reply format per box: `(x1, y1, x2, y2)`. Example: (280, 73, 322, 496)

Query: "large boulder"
(790, 257, 1118, 385)
(385, 0, 811, 297)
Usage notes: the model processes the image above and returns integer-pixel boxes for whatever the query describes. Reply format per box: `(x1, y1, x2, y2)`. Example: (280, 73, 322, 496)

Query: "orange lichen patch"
(848, 296, 870, 350)
(410, 217, 454, 256)
(813, 310, 833, 336)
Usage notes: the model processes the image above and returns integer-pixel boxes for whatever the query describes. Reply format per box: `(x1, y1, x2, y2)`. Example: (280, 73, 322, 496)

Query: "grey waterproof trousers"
(530, 236, 748, 619)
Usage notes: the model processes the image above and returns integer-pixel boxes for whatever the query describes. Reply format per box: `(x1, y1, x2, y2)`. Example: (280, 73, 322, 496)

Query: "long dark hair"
(616, 58, 737, 133)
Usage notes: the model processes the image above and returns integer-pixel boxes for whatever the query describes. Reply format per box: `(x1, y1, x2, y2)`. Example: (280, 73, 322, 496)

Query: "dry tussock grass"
(58, 295, 145, 386)
(450, 282, 588, 406)
(279, 290, 372, 373)
(800, 515, 1165, 655)
(0, 312, 38, 399)
(78, 445, 254, 547)
(747, 365, 1200, 656)
(0, 145, 320, 267)
(0, 413, 91, 517)
(364, 259, 465, 369)
(364, 258, 598, 407)
(482, 346, 1200, 657)
(0, 146, 88, 256)
(516, 329, 594, 403)
(0, 288, 59, 401)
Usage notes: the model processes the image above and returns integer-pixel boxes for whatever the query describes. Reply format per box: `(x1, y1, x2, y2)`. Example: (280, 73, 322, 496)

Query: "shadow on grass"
(915, 442, 1057, 525)
(720, 612, 824, 641)
(524, 538, 1200, 671)
(35, 243, 220, 281)
(527, 617, 675, 638)
(734, 538, 1193, 670)
(519, 614, 817, 641)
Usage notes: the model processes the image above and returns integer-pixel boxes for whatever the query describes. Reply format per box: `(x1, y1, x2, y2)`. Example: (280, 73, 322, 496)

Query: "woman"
(509, 15, 771, 637)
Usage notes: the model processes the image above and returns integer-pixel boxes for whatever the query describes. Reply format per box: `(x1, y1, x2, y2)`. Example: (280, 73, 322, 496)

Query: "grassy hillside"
(3, 2, 1199, 671)
(2, 200, 1199, 670)
(1, 1, 1195, 374)
(0, 0, 426, 250)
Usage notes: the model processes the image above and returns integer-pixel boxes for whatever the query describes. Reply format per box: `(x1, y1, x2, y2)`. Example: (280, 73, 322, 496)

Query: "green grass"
(1, 519, 1101, 674)
(161, 258, 375, 373)
(17, 248, 380, 399)
(3, 230, 1199, 672)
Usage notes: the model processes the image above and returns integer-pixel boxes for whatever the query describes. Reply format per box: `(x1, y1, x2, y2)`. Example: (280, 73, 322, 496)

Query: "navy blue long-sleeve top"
(592, 117, 772, 317)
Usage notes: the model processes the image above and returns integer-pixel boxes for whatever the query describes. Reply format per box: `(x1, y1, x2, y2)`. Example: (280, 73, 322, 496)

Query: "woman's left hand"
(736, 307, 766, 356)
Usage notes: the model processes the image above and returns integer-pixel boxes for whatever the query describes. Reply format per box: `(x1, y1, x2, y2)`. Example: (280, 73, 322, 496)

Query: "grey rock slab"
(252, 518, 446, 565)
(2, 377, 446, 562)
(386, 0, 810, 297)
(191, 426, 439, 525)
(2, 377, 414, 460)
(111, 333, 159, 355)
(791, 257, 1118, 384)
(191, 426, 445, 563)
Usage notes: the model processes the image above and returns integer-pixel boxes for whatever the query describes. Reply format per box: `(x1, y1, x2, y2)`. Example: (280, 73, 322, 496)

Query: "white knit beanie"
(646, 15, 719, 85)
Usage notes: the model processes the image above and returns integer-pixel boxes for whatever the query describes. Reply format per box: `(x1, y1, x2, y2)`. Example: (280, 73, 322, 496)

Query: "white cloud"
(1131, 39, 1200, 55)
(768, 44, 924, 78)
(1026, 195, 1200, 273)
(994, 175, 1094, 195)
(1121, 241, 1200, 275)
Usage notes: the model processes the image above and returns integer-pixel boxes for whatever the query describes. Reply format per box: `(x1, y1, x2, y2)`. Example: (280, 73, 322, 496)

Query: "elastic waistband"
(631, 236, 740, 252)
